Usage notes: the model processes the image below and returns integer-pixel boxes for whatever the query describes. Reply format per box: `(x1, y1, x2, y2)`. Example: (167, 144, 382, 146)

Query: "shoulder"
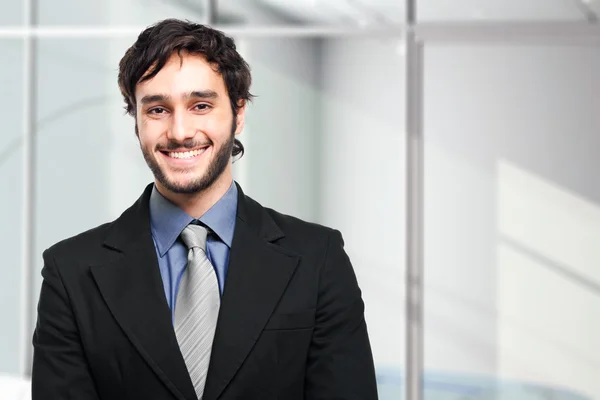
(43, 221, 115, 266)
(258, 204, 360, 297)
(44, 183, 153, 267)
(265, 207, 337, 238)
(239, 192, 345, 256)
(261, 205, 345, 258)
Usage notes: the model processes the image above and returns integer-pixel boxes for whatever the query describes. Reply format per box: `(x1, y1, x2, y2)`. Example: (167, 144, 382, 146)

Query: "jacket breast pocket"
(263, 309, 315, 331)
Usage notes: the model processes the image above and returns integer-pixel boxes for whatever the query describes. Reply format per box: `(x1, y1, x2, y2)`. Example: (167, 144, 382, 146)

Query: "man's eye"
(149, 107, 166, 114)
(195, 104, 210, 111)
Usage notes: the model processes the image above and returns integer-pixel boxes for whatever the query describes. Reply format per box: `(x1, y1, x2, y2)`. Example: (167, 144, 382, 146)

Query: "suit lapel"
(202, 185, 300, 400)
(90, 184, 197, 400)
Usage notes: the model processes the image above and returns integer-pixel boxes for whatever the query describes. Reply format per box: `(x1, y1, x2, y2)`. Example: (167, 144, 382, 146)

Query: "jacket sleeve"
(304, 229, 379, 399)
(31, 250, 100, 400)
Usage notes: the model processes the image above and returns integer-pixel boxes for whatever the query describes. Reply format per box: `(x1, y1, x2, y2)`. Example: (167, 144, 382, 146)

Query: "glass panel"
(37, 0, 204, 26)
(34, 33, 405, 398)
(218, 0, 404, 26)
(237, 37, 405, 398)
(0, 39, 24, 375)
(0, 0, 22, 26)
(418, 0, 586, 21)
(0, 0, 23, 27)
(424, 43, 600, 399)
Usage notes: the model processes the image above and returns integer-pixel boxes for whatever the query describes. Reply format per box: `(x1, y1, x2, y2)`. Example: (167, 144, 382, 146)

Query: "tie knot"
(180, 224, 208, 251)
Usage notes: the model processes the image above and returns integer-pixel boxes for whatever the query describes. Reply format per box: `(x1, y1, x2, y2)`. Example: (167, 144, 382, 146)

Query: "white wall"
(424, 43, 600, 398)
(423, 43, 499, 377)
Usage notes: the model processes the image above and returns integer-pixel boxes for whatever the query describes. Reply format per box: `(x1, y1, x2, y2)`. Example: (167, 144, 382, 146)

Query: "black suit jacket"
(32, 183, 378, 400)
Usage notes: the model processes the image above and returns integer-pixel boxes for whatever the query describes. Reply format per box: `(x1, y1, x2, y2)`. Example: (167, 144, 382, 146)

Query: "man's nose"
(167, 111, 195, 142)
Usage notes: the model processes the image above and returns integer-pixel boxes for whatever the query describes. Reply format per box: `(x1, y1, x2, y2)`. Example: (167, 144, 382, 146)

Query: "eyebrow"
(187, 90, 218, 100)
(140, 90, 219, 105)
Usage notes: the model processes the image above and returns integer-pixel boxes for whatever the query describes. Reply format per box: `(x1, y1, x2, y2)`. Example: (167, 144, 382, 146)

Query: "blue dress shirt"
(149, 182, 238, 323)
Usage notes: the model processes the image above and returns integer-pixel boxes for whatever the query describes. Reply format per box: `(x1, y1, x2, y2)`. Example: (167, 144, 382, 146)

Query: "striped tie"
(175, 224, 220, 399)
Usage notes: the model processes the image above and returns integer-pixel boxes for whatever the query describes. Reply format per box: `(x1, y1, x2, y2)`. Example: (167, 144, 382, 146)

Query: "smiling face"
(135, 52, 245, 196)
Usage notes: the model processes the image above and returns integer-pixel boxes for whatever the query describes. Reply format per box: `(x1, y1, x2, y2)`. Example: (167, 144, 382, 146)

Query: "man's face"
(135, 52, 245, 195)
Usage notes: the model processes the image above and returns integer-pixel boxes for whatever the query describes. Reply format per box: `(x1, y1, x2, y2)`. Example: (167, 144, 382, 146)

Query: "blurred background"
(2, 0, 600, 399)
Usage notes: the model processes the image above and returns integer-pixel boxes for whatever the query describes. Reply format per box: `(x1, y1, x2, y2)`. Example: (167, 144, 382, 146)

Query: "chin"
(158, 173, 214, 195)
(164, 180, 204, 194)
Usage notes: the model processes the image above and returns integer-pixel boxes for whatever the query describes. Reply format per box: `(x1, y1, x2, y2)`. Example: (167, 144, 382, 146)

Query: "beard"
(141, 121, 235, 195)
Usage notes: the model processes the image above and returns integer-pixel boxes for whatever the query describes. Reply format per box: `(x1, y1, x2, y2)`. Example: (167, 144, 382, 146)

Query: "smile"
(163, 147, 208, 159)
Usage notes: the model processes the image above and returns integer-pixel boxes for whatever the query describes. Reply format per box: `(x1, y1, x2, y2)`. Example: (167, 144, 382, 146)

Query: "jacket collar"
(103, 181, 284, 253)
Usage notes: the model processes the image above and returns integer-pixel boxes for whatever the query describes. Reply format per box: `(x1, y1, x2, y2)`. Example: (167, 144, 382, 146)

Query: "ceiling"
(225, 0, 600, 25)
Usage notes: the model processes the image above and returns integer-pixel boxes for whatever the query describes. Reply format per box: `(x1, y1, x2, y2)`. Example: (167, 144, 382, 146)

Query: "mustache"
(155, 139, 212, 151)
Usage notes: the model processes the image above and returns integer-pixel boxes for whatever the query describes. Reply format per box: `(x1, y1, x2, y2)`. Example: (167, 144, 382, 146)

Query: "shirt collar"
(149, 181, 238, 257)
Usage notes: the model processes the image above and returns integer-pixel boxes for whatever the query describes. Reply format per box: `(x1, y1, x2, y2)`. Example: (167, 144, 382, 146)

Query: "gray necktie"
(175, 224, 220, 400)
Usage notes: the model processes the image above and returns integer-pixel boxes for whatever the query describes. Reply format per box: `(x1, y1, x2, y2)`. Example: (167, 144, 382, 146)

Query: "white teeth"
(168, 148, 206, 159)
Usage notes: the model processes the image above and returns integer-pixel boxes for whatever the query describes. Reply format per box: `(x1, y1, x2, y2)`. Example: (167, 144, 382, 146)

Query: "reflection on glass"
(0, 39, 24, 375)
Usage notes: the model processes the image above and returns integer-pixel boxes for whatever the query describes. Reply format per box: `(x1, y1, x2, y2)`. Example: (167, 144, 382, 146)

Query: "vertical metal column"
(405, 0, 424, 399)
(203, 0, 218, 25)
(20, 0, 38, 377)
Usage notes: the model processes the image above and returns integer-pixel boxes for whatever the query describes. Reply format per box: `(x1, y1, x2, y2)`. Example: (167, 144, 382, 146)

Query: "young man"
(32, 19, 378, 400)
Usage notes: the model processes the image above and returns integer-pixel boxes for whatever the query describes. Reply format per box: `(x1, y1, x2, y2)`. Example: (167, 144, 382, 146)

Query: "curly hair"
(118, 19, 253, 158)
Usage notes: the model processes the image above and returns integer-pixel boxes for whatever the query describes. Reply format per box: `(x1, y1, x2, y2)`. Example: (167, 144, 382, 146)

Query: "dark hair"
(118, 19, 253, 158)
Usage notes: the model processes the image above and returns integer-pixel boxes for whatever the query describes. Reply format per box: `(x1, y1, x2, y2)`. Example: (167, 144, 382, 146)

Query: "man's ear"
(234, 100, 247, 136)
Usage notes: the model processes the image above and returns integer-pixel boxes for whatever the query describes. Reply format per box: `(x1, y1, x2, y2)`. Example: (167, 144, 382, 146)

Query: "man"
(32, 19, 378, 400)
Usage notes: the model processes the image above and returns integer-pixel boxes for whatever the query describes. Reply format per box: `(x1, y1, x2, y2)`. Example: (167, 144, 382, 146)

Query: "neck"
(156, 167, 233, 219)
